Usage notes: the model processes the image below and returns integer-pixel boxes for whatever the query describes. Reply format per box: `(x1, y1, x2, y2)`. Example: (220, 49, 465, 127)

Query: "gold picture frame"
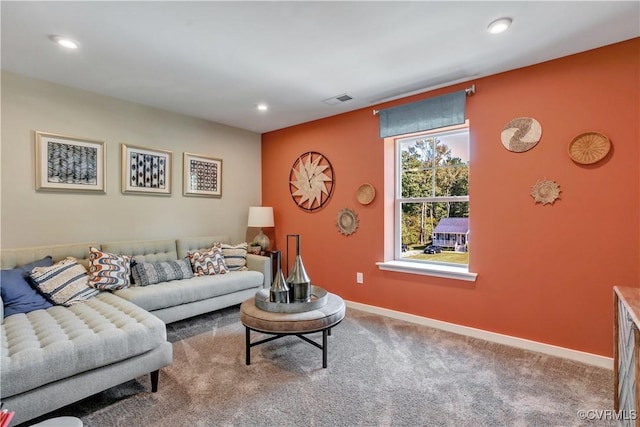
(121, 144, 173, 195)
(183, 152, 222, 198)
(35, 131, 106, 193)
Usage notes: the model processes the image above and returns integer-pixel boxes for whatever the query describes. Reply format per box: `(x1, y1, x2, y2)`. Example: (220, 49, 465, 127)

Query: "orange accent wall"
(261, 38, 640, 357)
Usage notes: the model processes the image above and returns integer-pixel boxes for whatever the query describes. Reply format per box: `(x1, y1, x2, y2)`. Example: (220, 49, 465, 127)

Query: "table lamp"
(248, 206, 274, 251)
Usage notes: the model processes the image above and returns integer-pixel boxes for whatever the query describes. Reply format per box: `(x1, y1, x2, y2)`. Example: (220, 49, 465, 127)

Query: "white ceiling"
(2, 1, 639, 134)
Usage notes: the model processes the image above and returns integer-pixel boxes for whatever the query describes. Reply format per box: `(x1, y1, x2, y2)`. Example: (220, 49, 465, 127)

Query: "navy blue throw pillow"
(1, 256, 54, 317)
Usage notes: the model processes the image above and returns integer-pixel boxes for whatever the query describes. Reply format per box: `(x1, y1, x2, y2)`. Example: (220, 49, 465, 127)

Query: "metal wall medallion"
(289, 151, 335, 212)
(336, 208, 358, 235)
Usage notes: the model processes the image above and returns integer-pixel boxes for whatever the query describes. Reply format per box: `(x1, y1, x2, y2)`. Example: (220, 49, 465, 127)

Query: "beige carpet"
(23, 306, 616, 426)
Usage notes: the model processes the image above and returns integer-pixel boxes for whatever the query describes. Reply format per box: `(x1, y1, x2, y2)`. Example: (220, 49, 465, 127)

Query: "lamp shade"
(248, 206, 274, 227)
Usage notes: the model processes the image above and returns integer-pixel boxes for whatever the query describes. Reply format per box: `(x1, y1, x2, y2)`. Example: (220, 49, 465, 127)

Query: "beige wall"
(1, 71, 262, 248)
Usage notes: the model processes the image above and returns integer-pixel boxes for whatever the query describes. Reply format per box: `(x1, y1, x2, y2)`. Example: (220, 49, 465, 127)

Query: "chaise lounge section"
(1, 236, 271, 425)
(1, 291, 172, 425)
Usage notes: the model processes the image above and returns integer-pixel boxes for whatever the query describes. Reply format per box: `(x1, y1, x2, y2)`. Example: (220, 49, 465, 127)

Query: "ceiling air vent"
(322, 94, 353, 105)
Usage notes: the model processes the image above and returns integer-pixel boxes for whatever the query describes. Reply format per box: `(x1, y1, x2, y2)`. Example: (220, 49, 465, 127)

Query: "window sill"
(376, 260, 477, 282)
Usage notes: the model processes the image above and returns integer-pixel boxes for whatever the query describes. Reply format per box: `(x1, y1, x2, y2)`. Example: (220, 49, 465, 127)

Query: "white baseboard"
(345, 300, 613, 370)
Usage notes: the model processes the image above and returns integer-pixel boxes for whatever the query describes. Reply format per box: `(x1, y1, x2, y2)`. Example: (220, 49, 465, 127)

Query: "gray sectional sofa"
(0, 235, 271, 425)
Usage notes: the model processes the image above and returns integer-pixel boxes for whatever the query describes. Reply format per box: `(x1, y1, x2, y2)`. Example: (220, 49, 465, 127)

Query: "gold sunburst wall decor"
(531, 179, 561, 205)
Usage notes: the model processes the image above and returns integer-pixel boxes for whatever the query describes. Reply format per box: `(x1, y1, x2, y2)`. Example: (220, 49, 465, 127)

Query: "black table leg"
(322, 329, 328, 368)
(245, 327, 251, 365)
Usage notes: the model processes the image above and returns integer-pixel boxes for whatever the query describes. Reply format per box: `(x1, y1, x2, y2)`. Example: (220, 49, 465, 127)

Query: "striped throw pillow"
(220, 242, 248, 271)
(188, 245, 228, 276)
(88, 247, 132, 290)
(30, 257, 99, 306)
(132, 258, 194, 286)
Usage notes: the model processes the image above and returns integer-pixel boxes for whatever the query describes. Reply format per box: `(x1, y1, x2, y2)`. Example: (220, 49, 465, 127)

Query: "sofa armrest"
(246, 254, 272, 289)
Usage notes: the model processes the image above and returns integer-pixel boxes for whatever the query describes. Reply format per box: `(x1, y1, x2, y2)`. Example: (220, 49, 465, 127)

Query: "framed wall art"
(35, 131, 106, 193)
(121, 144, 172, 195)
(183, 152, 222, 198)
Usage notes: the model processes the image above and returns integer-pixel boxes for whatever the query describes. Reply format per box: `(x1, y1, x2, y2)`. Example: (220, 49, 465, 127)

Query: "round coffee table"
(240, 292, 345, 368)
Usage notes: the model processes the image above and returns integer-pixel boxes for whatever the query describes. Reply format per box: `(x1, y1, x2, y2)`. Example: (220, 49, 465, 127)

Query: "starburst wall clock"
(289, 151, 335, 212)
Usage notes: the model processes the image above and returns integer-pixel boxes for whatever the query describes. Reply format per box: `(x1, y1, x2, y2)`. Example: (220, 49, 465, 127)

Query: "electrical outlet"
(356, 272, 363, 284)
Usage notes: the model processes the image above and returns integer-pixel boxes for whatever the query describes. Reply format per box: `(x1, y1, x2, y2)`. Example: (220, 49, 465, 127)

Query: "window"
(375, 89, 476, 281)
(396, 123, 470, 267)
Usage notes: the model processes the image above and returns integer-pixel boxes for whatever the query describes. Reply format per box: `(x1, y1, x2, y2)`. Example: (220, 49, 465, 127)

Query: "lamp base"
(253, 230, 270, 252)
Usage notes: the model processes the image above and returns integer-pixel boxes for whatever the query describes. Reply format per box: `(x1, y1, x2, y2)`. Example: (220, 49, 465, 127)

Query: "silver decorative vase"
(269, 251, 289, 303)
(286, 234, 311, 303)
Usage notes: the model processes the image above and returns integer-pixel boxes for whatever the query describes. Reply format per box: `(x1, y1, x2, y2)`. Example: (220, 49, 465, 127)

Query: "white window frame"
(377, 121, 477, 282)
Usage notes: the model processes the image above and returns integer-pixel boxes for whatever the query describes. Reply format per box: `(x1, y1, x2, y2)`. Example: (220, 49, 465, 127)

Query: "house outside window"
(396, 124, 469, 266)
(432, 217, 469, 250)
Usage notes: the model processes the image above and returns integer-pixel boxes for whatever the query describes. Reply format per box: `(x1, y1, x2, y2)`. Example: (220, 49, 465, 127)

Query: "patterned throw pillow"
(30, 257, 99, 306)
(220, 242, 248, 271)
(88, 247, 132, 290)
(188, 245, 228, 276)
(132, 258, 194, 286)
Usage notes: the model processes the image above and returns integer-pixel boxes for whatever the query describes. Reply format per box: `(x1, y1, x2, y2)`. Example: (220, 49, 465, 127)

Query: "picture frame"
(35, 131, 106, 193)
(121, 144, 172, 195)
(183, 152, 222, 198)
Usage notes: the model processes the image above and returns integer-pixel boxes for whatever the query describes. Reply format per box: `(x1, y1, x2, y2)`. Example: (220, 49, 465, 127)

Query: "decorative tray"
(255, 285, 328, 313)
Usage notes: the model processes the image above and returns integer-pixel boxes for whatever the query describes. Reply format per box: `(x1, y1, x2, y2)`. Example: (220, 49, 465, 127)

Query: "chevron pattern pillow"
(220, 242, 248, 271)
(88, 247, 132, 290)
(188, 245, 228, 276)
(30, 257, 99, 306)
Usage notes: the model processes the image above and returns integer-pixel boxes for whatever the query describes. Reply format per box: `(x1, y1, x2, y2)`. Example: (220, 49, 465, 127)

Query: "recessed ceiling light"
(50, 35, 78, 49)
(487, 18, 512, 34)
(257, 104, 268, 112)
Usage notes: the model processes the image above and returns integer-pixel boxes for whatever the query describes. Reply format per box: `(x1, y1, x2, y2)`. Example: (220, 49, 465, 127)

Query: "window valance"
(378, 89, 468, 139)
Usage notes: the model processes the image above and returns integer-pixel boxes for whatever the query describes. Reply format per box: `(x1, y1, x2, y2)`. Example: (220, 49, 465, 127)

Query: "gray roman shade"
(378, 90, 467, 138)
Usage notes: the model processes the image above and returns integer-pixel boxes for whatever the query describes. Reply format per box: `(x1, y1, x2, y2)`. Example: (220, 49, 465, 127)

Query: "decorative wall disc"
(336, 208, 359, 236)
(501, 117, 542, 152)
(356, 183, 375, 205)
(568, 132, 610, 164)
(289, 151, 335, 212)
(531, 179, 561, 205)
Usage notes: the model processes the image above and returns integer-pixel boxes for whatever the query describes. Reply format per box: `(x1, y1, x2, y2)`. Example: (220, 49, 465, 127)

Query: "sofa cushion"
(176, 235, 230, 259)
(1, 256, 54, 317)
(101, 239, 178, 264)
(0, 243, 98, 271)
(131, 258, 194, 286)
(220, 242, 248, 271)
(88, 247, 132, 290)
(0, 292, 168, 398)
(188, 245, 228, 276)
(114, 270, 264, 312)
(29, 257, 99, 306)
